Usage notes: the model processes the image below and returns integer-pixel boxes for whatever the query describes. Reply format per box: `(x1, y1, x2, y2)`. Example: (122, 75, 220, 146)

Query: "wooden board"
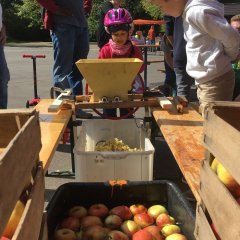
(0, 112, 42, 235)
(38, 212, 48, 240)
(194, 204, 217, 240)
(152, 106, 205, 202)
(203, 102, 240, 184)
(13, 164, 45, 240)
(199, 158, 240, 240)
(35, 99, 72, 173)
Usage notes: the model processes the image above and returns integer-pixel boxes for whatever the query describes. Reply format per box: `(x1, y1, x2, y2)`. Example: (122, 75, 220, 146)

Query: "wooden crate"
(194, 204, 217, 240)
(197, 102, 240, 240)
(203, 101, 240, 184)
(0, 109, 45, 239)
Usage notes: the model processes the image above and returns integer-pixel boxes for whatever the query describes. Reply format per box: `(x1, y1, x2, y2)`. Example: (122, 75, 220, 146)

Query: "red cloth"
(36, 0, 92, 30)
(98, 42, 144, 73)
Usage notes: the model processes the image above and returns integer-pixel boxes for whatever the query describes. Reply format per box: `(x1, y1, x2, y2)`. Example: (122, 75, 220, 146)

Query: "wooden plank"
(157, 97, 173, 109)
(203, 106, 240, 184)
(35, 99, 72, 173)
(38, 212, 48, 240)
(152, 106, 205, 202)
(13, 164, 45, 240)
(0, 109, 36, 147)
(75, 98, 159, 110)
(199, 159, 240, 240)
(194, 204, 217, 240)
(0, 113, 42, 235)
(48, 90, 72, 112)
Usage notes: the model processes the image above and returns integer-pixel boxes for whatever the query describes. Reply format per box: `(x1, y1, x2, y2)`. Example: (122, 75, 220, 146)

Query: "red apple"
(156, 213, 175, 229)
(161, 224, 181, 237)
(121, 220, 141, 237)
(133, 213, 154, 228)
(217, 163, 240, 198)
(107, 230, 129, 240)
(60, 216, 80, 232)
(104, 214, 122, 230)
(144, 225, 163, 240)
(81, 225, 109, 240)
(132, 229, 155, 240)
(68, 205, 87, 219)
(147, 205, 168, 219)
(3, 200, 25, 238)
(236, 197, 240, 205)
(54, 228, 77, 240)
(110, 206, 132, 220)
(0, 237, 10, 240)
(80, 216, 103, 230)
(165, 233, 187, 240)
(88, 203, 109, 218)
(129, 204, 147, 215)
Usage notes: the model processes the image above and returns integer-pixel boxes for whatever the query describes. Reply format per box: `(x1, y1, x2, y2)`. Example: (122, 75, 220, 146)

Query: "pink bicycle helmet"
(104, 8, 133, 33)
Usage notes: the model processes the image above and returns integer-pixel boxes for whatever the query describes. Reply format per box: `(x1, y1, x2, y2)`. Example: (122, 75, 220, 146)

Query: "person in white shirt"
(149, 0, 240, 113)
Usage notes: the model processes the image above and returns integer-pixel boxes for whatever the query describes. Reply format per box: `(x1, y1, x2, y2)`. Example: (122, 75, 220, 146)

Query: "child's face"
(112, 30, 128, 45)
(149, 0, 187, 17)
(231, 21, 240, 33)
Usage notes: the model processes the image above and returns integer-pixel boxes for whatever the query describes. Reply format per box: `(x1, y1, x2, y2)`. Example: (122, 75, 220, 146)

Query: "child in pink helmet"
(99, 8, 144, 118)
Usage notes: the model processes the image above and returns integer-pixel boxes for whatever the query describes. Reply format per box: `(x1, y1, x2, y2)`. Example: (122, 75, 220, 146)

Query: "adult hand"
(0, 24, 7, 45)
(55, 7, 73, 16)
(174, 95, 188, 113)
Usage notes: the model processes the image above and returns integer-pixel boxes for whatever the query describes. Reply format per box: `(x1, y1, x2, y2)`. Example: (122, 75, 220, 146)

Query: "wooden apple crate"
(194, 102, 240, 240)
(0, 109, 46, 240)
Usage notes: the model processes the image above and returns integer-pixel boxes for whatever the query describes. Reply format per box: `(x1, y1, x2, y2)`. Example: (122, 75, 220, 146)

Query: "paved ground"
(5, 43, 173, 205)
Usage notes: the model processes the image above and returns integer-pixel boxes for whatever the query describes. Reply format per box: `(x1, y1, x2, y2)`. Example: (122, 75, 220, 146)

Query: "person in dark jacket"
(96, 0, 122, 49)
(36, 0, 93, 118)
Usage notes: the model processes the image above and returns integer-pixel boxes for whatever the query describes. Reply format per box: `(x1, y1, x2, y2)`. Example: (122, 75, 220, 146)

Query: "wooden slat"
(199, 159, 240, 240)
(157, 97, 173, 109)
(203, 105, 240, 184)
(75, 98, 159, 110)
(35, 99, 72, 173)
(152, 106, 205, 202)
(38, 212, 48, 240)
(13, 164, 45, 240)
(0, 113, 42, 235)
(194, 204, 217, 240)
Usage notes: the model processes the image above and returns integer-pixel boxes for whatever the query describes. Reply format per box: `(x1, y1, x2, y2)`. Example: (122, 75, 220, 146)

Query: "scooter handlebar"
(22, 54, 46, 58)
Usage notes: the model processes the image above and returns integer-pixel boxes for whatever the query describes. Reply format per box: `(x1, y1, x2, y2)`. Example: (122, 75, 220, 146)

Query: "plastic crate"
(74, 119, 155, 181)
(46, 180, 195, 240)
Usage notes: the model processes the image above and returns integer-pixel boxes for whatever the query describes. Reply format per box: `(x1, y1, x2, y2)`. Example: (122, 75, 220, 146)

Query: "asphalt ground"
(5, 43, 170, 205)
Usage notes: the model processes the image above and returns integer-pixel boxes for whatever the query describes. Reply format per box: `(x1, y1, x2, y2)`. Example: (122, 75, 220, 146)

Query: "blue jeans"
(51, 24, 89, 95)
(0, 44, 10, 109)
(174, 67, 194, 100)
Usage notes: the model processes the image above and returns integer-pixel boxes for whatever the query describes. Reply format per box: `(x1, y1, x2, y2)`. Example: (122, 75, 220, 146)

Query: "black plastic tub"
(46, 180, 195, 240)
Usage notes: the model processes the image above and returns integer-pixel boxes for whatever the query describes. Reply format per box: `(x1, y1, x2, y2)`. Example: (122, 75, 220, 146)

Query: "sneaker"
(75, 110, 93, 119)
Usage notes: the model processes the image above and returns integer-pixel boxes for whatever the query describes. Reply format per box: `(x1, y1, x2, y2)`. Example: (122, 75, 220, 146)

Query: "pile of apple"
(53, 203, 188, 240)
(211, 158, 240, 201)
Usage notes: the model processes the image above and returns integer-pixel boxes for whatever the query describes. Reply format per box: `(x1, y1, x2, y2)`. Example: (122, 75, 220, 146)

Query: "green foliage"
(141, 0, 162, 19)
(13, 0, 42, 28)
(1, 0, 164, 41)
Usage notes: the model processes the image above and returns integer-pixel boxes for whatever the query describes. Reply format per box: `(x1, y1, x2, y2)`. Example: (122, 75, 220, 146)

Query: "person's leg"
(174, 67, 194, 100)
(50, 24, 75, 91)
(69, 26, 90, 95)
(103, 108, 117, 118)
(0, 44, 10, 109)
(163, 60, 176, 96)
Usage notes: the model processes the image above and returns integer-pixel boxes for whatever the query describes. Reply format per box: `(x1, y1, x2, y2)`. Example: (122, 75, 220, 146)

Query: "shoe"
(75, 110, 93, 119)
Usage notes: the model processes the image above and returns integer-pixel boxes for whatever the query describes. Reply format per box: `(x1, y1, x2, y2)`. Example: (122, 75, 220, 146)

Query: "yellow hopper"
(75, 58, 143, 102)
